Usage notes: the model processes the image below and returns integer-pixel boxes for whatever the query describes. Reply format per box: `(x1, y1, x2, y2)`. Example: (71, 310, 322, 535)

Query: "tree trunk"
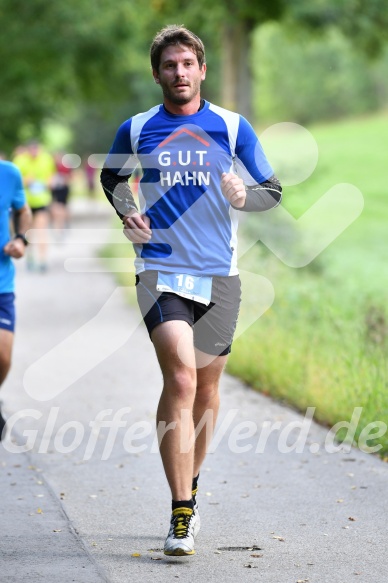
(221, 20, 253, 121)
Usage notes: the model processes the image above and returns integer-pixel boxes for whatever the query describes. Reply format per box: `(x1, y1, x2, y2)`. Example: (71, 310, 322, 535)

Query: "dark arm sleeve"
(100, 167, 138, 220)
(232, 174, 282, 212)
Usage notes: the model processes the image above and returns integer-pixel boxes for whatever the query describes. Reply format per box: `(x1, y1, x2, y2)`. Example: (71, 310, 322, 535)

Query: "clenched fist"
(122, 210, 152, 244)
(221, 173, 246, 209)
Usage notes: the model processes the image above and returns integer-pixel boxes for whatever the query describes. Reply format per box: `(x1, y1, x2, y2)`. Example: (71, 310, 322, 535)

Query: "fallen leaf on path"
(348, 516, 356, 521)
(250, 554, 263, 558)
(272, 535, 285, 541)
(36, 508, 43, 514)
(150, 557, 162, 561)
(244, 564, 258, 568)
(132, 553, 141, 557)
(53, 529, 62, 533)
(337, 499, 344, 503)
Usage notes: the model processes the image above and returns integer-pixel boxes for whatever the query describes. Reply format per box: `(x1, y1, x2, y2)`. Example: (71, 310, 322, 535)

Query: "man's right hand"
(122, 210, 152, 244)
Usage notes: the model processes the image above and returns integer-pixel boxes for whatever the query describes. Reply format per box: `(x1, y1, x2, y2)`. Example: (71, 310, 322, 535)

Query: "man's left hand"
(221, 172, 246, 208)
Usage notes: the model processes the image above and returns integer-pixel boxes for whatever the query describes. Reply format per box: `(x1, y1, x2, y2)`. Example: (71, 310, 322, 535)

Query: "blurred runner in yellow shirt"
(14, 141, 55, 272)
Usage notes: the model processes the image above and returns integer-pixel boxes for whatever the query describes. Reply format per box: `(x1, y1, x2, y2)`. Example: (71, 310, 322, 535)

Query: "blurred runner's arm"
(4, 204, 32, 259)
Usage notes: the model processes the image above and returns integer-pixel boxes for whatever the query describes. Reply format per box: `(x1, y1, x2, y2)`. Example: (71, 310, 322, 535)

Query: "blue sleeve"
(235, 116, 273, 185)
(10, 163, 26, 210)
(104, 119, 137, 176)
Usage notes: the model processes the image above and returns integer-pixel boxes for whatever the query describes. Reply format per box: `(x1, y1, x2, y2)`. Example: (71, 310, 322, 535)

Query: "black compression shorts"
(51, 186, 70, 205)
(31, 206, 49, 215)
(136, 270, 241, 356)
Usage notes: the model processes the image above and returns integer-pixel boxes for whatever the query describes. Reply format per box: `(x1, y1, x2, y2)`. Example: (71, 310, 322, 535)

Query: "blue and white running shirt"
(106, 100, 273, 277)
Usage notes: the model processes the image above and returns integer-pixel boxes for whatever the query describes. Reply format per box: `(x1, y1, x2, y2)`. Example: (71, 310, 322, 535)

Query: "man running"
(0, 159, 31, 439)
(101, 25, 282, 556)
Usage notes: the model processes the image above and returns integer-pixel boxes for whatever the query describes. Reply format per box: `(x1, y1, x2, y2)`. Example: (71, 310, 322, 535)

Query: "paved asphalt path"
(1, 201, 387, 582)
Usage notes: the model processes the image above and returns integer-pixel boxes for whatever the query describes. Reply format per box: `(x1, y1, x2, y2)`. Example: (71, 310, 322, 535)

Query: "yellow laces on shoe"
(172, 508, 193, 539)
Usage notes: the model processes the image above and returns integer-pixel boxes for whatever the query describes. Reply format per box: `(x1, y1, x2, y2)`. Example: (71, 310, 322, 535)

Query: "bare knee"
(163, 368, 197, 402)
(195, 382, 219, 407)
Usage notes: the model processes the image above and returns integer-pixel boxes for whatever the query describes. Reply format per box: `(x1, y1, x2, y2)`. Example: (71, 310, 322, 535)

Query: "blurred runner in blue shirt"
(0, 159, 31, 440)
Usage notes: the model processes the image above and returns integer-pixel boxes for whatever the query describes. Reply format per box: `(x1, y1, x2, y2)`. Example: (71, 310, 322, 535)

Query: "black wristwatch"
(14, 233, 29, 246)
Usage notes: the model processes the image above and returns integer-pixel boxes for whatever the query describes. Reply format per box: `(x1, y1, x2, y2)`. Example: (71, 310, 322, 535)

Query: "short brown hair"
(150, 25, 206, 72)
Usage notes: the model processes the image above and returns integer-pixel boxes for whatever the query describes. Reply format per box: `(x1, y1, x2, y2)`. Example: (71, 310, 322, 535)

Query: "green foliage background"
(252, 23, 388, 124)
(1, 0, 388, 153)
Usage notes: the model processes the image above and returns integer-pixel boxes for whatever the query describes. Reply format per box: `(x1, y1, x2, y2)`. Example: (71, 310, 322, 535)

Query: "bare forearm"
(14, 204, 32, 235)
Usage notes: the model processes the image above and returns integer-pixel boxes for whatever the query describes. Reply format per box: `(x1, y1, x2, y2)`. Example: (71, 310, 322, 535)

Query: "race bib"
(29, 181, 45, 195)
(156, 272, 212, 306)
